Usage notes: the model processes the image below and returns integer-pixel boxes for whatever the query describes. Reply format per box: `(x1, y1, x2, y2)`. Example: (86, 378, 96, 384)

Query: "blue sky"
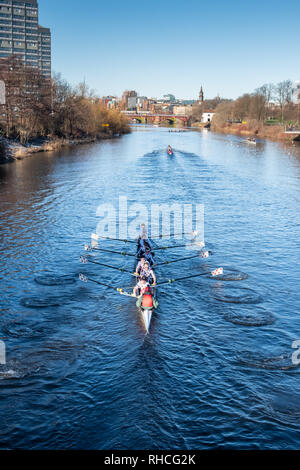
(39, 0, 300, 100)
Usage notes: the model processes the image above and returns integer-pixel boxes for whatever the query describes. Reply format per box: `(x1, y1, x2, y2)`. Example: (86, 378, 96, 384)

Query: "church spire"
(199, 86, 204, 103)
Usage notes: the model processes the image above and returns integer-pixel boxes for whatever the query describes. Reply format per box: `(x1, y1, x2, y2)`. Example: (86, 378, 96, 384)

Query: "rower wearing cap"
(140, 261, 156, 286)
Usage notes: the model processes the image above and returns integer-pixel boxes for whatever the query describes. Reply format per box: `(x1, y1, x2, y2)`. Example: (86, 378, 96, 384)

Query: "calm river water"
(0, 127, 300, 449)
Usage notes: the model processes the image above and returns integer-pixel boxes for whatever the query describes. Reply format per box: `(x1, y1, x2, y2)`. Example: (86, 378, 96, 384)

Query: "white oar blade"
(84, 244, 92, 251)
(79, 273, 88, 282)
(91, 233, 99, 241)
(79, 256, 88, 264)
(211, 267, 223, 277)
(200, 250, 210, 259)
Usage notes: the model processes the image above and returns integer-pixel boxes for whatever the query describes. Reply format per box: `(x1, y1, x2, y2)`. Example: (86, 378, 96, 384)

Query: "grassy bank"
(211, 122, 297, 143)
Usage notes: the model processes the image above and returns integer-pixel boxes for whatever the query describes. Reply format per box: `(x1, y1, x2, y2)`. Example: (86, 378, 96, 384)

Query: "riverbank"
(211, 122, 298, 143)
(0, 133, 126, 164)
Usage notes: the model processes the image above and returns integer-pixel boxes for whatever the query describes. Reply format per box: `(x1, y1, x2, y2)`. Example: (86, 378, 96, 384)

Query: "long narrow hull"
(141, 308, 152, 334)
(136, 236, 156, 334)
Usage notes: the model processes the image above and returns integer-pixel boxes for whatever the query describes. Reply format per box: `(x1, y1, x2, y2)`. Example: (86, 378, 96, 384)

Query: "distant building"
(173, 105, 193, 116)
(163, 94, 176, 102)
(122, 90, 137, 110)
(201, 111, 215, 123)
(148, 100, 157, 113)
(137, 96, 148, 110)
(101, 96, 118, 109)
(127, 95, 137, 110)
(182, 99, 196, 105)
(0, 0, 51, 77)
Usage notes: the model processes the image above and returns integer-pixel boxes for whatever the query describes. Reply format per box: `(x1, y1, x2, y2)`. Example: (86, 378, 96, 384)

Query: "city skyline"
(39, 0, 299, 99)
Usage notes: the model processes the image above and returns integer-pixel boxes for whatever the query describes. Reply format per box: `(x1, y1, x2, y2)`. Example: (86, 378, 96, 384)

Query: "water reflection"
(0, 128, 299, 449)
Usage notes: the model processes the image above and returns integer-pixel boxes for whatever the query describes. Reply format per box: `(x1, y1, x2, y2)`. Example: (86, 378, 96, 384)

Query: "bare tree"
(233, 94, 252, 122)
(255, 83, 274, 105)
(275, 80, 294, 122)
(0, 57, 130, 143)
(249, 93, 267, 122)
(0, 56, 51, 142)
(211, 101, 234, 128)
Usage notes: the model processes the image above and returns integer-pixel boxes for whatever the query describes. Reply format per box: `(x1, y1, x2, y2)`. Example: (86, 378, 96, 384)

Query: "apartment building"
(0, 0, 51, 76)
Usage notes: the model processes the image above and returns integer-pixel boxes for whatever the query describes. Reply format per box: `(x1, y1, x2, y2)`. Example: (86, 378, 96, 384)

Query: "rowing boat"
(167, 145, 173, 155)
(245, 137, 257, 145)
(79, 228, 223, 335)
(135, 236, 158, 333)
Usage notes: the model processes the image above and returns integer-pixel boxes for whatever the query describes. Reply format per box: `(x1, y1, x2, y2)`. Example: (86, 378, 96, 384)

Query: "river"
(0, 127, 300, 449)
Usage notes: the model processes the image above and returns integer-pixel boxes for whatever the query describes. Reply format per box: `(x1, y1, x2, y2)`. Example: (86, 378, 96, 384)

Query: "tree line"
(190, 81, 300, 130)
(212, 80, 300, 129)
(0, 56, 130, 144)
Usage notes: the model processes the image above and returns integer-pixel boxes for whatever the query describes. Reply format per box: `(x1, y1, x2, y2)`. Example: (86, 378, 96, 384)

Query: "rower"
(135, 257, 146, 276)
(139, 223, 148, 240)
(144, 248, 155, 267)
(137, 244, 155, 266)
(137, 224, 149, 248)
(137, 241, 154, 263)
(137, 237, 153, 252)
(140, 261, 156, 286)
(133, 277, 149, 297)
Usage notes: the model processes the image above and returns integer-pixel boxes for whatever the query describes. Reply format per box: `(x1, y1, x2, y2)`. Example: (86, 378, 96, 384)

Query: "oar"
(91, 233, 136, 244)
(80, 256, 137, 276)
(154, 241, 205, 251)
(84, 244, 137, 257)
(154, 250, 212, 267)
(92, 232, 199, 242)
(150, 230, 199, 239)
(79, 274, 136, 297)
(156, 267, 223, 285)
(89, 237, 204, 253)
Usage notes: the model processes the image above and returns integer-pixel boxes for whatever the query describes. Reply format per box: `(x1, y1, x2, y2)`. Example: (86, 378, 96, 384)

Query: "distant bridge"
(122, 112, 190, 126)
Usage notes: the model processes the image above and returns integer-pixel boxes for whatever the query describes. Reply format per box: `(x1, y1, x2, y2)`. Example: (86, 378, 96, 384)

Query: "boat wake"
(0, 360, 39, 380)
(21, 295, 67, 308)
(236, 350, 299, 370)
(2, 317, 54, 338)
(224, 305, 275, 326)
(259, 389, 300, 426)
(34, 274, 76, 286)
(213, 285, 263, 304)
